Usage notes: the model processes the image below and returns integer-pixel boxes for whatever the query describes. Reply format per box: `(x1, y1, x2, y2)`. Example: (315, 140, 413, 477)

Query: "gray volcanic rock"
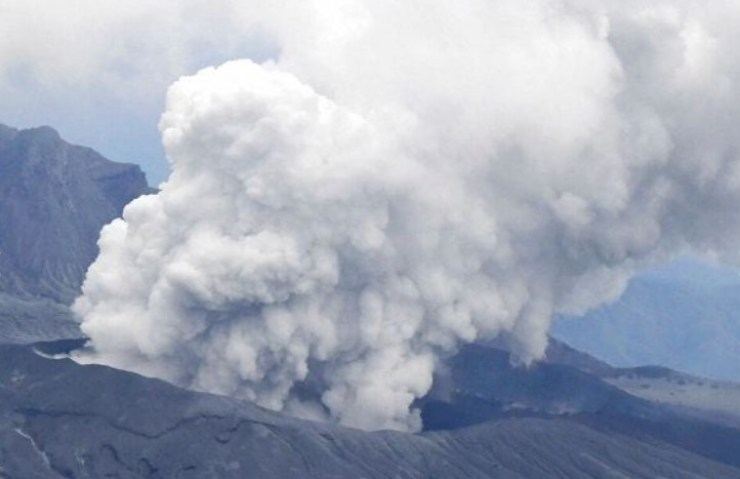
(0, 124, 153, 343)
(1, 342, 739, 479)
(0, 294, 80, 344)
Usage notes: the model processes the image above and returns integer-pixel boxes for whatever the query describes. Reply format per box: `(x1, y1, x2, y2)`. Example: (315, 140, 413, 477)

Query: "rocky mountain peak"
(0, 123, 154, 341)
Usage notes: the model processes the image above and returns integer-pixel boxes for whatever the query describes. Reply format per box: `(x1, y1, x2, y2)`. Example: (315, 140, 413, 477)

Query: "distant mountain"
(1, 339, 738, 478)
(544, 338, 740, 428)
(553, 257, 740, 382)
(0, 123, 153, 343)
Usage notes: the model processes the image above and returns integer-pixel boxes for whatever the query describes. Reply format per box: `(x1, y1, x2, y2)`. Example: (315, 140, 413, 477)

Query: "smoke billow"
(74, 0, 740, 431)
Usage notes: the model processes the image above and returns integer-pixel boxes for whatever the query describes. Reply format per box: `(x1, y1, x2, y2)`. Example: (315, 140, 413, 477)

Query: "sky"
(2, 0, 738, 187)
(0, 0, 278, 184)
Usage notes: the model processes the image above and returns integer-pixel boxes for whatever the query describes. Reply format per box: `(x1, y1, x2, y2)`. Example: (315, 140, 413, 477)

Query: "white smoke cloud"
(74, 0, 740, 431)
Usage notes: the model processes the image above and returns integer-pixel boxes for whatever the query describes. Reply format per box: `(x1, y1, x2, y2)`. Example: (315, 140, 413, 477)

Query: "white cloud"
(71, 0, 740, 431)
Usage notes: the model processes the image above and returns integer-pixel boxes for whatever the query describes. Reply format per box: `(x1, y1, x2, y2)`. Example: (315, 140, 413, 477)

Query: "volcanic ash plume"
(74, 0, 740, 431)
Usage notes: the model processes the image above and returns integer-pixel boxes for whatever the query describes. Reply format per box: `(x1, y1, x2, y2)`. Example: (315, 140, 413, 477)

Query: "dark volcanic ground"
(1, 340, 739, 478)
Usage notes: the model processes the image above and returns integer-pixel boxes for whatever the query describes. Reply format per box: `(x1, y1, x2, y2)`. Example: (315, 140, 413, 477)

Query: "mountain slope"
(0, 123, 153, 343)
(1, 342, 738, 479)
(420, 340, 740, 470)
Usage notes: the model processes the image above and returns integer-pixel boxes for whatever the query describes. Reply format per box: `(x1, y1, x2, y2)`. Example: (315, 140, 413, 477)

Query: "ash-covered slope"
(421, 339, 740, 470)
(546, 330, 740, 426)
(1, 341, 739, 478)
(0, 123, 153, 342)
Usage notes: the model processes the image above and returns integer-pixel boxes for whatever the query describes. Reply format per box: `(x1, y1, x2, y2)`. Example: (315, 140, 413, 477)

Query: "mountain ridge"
(0, 123, 154, 343)
(2, 340, 739, 478)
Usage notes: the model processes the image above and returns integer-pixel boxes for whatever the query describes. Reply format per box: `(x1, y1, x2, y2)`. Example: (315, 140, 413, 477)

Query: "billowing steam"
(74, 0, 740, 431)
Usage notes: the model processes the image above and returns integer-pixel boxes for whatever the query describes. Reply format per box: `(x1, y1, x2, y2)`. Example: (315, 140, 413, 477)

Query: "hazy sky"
(0, 1, 278, 184)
